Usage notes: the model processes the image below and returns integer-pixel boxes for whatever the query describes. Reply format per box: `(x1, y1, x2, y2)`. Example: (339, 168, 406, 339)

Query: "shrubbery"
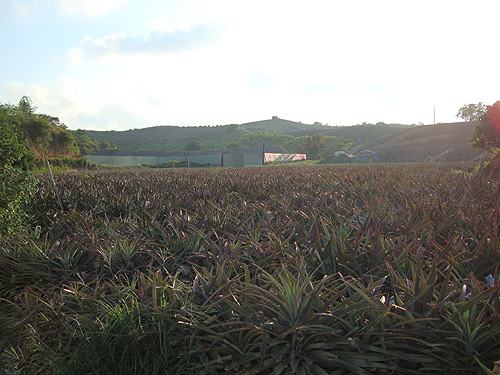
(35, 157, 98, 172)
(0, 104, 35, 234)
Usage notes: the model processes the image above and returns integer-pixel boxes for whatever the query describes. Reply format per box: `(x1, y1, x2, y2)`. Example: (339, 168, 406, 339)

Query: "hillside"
(319, 123, 409, 141)
(85, 117, 481, 162)
(86, 124, 245, 152)
(86, 118, 334, 152)
(1, 97, 112, 157)
(241, 117, 327, 134)
(86, 118, 411, 154)
(367, 122, 481, 162)
(2, 97, 482, 163)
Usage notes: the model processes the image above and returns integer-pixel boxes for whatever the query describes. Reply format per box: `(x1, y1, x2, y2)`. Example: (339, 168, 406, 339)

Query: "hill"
(86, 118, 411, 155)
(85, 117, 481, 162)
(85, 118, 333, 152)
(3, 96, 481, 163)
(318, 123, 409, 141)
(366, 122, 481, 162)
(241, 116, 327, 134)
(87, 124, 245, 152)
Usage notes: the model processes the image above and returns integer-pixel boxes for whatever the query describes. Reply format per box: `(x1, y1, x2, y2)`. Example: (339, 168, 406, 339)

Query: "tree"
(73, 130, 116, 155)
(18, 95, 37, 119)
(0, 104, 35, 234)
(468, 101, 500, 155)
(302, 134, 326, 160)
(226, 141, 243, 149)
(457, 102, 487, 122)
(185, 140, 201, 151)
(74, 129, 98, 155)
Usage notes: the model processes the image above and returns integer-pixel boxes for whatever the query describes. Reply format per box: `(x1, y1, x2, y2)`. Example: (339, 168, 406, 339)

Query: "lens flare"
(488, 101, 500, 135)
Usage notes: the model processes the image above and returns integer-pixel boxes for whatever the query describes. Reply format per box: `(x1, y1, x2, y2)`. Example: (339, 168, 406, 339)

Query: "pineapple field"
(1, 163, 500, 374)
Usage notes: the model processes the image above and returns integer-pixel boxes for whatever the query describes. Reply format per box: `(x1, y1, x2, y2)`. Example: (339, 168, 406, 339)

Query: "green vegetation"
(457, 103, 488, 122)
(302, 134, 326, 160)
(15, 96, 79, 155)
(33, 157, 98, 173)
(0, 97, 114, 158)
(185, 140, 202, 151)
(1, 163, 500, 374)
(74, 129, 115, 155)
(85, 120, 407, 157)
(469, 101, 500, 156)
(84, 119, 482, 163)
(466, 101, 500, 178)
(0, 103, 35, 234)
(366, 122, 481, 162)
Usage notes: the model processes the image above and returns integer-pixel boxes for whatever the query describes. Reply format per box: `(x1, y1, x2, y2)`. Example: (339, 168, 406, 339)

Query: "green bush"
(35, 157, 97, 172)
(0, 105, 35, 235)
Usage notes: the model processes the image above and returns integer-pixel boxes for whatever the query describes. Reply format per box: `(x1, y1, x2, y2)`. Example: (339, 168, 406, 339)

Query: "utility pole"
(433, 106, 436, 124)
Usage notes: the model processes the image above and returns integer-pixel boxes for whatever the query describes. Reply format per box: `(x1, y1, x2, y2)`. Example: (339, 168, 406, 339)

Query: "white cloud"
(75, 104, 150, 130)
(5, 0, 500, 130)
(66, 47, 85, 65)
(148, 17, 176, 33)
(1, 75, 153, 130)
(50, 0, 130, 16)
(89, 24, 222, 58)
(30, 76, 81, 122)
(9, 0, 37, 15)
(5, 0, 129, 17)
(1, 76, 82, 126)
(0, 82, 26, 105)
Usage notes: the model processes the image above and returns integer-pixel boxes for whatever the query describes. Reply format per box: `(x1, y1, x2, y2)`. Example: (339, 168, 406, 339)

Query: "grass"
(1, 162, 499, 374)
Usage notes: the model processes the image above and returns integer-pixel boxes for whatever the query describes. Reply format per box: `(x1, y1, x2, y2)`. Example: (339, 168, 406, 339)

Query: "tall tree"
(302, 134, 326, 160)
(468, 101, 500, 155)
(18, 95, 37, 119)
(185, 140, 201, 151)
(457, 102, 487, 122)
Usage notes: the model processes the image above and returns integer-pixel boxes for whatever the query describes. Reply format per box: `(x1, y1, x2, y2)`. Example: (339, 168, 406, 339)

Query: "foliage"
(85, 122, 412, 155)
(1, 164, 500, 374)
(0, 104, 35, 235)
(0, 98, 113, 157)
(53, 299, 194, 375)
(226, 141, 243, 149)
(74, 129, 115, 155)
(457, 102, 487, 122)
(18, 95, 37, 118)
(21, 109, 79, 156)
(185, 140, 201, 151)
(34, 157, 98, 172)
(469, 101, 500, 155)
(302, 134, 326, 160)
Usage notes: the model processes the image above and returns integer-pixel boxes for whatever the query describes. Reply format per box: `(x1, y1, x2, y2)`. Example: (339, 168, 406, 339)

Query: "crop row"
(1, 163, 499, 374)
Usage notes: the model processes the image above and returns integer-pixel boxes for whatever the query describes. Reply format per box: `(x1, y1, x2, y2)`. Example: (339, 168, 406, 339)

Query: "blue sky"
(1, 0, 499, 130)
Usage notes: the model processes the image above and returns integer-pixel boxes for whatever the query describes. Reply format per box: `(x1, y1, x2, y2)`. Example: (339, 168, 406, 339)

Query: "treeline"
(1, 97, 115, 157)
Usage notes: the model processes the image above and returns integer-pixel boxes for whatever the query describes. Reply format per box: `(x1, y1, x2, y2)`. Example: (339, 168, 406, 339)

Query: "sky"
(1, 0, 499, 131)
